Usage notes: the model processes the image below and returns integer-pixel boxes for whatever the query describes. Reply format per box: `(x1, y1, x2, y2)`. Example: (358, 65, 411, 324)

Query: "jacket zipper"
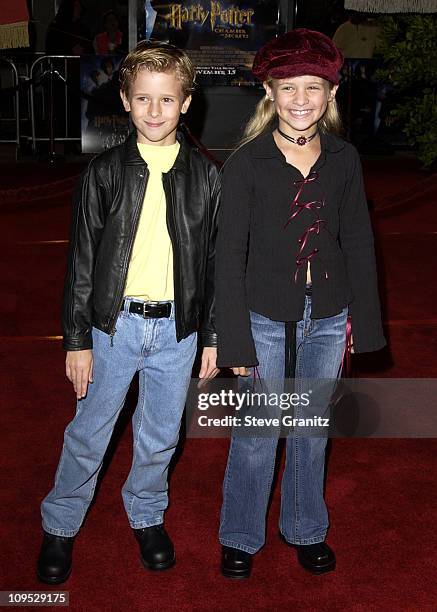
(167, 170, 184, 337)
(108, 167, 149, 334)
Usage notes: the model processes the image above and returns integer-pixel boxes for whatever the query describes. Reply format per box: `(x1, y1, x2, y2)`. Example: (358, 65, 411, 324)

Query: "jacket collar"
(123, 129, 191, 173)
(250, 129, 346, 159)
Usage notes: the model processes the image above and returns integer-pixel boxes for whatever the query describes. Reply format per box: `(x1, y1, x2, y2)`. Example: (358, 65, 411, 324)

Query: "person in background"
(333, 11, 380, 59)
(46, 0, 93, 55)
(93, 10, 123, 55)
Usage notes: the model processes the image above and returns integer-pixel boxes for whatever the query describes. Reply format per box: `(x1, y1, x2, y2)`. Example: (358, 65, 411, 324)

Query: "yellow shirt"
(124, 141, 180, 301)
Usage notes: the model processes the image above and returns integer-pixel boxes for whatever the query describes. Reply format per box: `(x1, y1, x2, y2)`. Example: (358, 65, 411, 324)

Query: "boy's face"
(120, 68, 191, 146)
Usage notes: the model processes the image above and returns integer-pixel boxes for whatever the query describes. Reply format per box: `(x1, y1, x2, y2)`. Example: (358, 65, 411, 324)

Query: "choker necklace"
(277, 127, 318, 146)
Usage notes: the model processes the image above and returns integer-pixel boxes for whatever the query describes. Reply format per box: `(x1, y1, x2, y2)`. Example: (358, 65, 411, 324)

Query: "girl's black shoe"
(221, 545, 252, 579)
(294, 542, 336, 574)
(280, 533, 336, 574)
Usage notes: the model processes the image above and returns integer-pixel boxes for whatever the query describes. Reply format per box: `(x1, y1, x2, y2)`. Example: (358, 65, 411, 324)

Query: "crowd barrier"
(0, 57, 20, 146)
(29, 55, 81, 154)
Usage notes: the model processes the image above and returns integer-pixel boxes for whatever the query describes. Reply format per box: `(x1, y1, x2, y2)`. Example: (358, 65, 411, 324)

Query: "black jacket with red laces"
(215, 130, 386, 367)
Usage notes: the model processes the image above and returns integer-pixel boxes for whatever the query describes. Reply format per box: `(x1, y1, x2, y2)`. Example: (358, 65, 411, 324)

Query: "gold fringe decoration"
(0, 21, 29, 49)
(345, 0, 437, 12)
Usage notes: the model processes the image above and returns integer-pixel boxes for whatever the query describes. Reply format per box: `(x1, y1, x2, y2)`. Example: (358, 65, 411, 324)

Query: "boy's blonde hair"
(119, 40, 196, 99)
(240, 78, 342, 147)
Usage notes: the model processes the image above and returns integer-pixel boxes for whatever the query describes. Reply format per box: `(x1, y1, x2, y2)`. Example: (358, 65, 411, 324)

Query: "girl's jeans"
(41, 299, 197, 537)
(219, 294, 347, 553)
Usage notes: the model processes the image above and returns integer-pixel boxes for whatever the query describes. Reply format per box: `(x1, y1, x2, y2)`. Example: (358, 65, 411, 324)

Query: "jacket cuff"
(353, 335, 387, 354)
(216, 347, 259, 369)
(351, 315, 386, 354)
(62, 333, 93, 351)
(199, 331, 218, 348)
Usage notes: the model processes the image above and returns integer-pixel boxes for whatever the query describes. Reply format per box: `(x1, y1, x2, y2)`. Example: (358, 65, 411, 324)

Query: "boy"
(37, 41, 220, 584)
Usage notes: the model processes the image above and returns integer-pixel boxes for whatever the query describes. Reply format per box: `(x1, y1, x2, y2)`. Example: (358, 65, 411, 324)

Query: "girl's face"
(264, 75, 338, 137)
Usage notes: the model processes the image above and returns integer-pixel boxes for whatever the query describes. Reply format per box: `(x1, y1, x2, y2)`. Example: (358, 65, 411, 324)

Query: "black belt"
(122, 300, 171, 318)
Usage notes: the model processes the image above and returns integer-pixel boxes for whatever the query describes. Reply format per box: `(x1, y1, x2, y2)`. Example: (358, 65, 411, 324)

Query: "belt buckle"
(142, 301, 151, 318)
(142, 300, 160, 318)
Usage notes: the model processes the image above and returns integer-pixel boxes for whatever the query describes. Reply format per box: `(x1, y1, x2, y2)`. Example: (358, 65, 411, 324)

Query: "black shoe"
(133, 525, 175, 571)
(294, 542, 336, 575)
(221, 546, 252, 579)
(37, 531, 74, 584)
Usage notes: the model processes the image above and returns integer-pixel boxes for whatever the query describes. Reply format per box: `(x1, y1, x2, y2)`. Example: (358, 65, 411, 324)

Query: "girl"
(215, 29, 385, 579)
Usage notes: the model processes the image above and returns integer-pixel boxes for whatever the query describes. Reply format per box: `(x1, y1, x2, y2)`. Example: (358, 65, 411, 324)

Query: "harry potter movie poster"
(80, 54, 130, 154)
(140, 0, 281, 85)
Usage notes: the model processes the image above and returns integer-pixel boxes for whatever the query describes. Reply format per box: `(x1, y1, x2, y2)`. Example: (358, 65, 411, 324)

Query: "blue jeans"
(219, 294, 347, 553)
(41, 299, 197, 537)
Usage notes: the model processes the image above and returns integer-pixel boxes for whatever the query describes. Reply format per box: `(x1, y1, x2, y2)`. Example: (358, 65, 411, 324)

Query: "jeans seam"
(220, 435, 234, 538)
(80, 464, 100, 519)
(127, 374, 147, 522)
(149, 318, 159, 353)
(52, 441, 67, 492)
(293, 436, 300, 538)
(142, 319, 150, 357)
(263, 438, 278, 527)
(292, 336, 306, 540)
(79, 394, 127, 529)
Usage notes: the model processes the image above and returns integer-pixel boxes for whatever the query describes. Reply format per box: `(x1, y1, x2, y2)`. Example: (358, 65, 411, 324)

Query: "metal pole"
(0, 58, 20, 147)
(14, 63, 20, 146)
(48, 59, 56, 160)
(64, 58, 68, 138)
(292, 0, 298, 29)
(30, 63, 36, 153)
(128, 0, 138, 50)
(29, 56, 79, 157)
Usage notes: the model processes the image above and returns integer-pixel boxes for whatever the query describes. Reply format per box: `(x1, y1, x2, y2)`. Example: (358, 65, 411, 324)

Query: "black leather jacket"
(62, 131, 220, 351)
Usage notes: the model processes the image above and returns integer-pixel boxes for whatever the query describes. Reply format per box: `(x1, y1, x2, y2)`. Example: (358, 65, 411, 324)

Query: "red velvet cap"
(252, 29, 344, 85)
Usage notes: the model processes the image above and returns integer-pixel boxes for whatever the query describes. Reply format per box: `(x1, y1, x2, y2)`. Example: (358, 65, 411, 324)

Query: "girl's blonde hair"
(239, 79, 342, 147)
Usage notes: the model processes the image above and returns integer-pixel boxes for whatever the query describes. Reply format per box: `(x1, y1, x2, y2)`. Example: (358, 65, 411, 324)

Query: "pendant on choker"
(278, 128, 318, 146)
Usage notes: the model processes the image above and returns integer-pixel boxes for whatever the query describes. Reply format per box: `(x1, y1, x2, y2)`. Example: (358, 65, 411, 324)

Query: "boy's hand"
(66, 350, 93, 400)
(198, 347, 219, 382)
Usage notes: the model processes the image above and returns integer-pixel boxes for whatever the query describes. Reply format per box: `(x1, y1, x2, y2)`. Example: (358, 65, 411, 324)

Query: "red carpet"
(1, 155, 436, 610)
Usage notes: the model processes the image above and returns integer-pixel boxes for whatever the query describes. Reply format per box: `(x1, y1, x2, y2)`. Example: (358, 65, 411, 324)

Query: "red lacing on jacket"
(284, 171, 328, 282)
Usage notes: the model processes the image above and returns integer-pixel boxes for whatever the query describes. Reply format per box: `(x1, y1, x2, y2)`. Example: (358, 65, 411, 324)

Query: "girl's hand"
(232, 367, 250, 377)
